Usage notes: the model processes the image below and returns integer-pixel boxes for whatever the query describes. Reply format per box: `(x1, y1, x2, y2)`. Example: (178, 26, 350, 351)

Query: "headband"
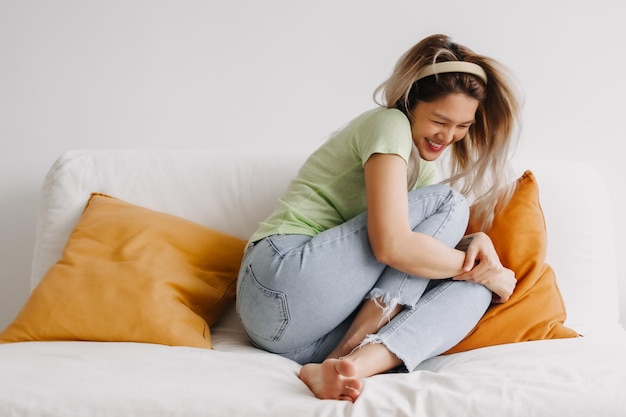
(415, 61, 488, 84)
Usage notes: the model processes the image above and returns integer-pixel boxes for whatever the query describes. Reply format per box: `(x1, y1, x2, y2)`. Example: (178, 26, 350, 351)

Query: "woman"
(236, 34, 521, 402)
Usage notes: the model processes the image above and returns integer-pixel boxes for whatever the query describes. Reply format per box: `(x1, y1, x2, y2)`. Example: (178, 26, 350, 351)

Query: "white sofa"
(1, 150, 625, 417)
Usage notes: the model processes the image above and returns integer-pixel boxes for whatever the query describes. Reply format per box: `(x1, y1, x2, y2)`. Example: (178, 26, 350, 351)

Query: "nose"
(437, 127, 455, 144)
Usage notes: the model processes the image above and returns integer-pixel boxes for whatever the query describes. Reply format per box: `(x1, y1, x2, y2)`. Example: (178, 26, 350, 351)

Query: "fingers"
(454, 261, 493, 284)
(458, 264, 517, 305)
(453, 271, 470, 281)
(462, 247, 478, 272)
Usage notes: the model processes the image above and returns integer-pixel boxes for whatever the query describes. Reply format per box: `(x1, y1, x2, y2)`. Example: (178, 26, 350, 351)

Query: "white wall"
(1, 0, 624, 330)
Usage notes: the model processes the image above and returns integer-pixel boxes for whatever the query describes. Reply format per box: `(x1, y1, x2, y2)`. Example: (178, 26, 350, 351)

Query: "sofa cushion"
(0, 193, 246, 348)
(445, 170, 579, 354)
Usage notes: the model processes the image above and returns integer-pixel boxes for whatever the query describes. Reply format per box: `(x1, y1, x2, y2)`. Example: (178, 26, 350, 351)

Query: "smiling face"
(410, 93, 479, 161)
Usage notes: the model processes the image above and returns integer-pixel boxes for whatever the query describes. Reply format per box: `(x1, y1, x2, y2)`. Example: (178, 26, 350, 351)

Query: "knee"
(429, 184, 470, 226)
(411, 184, 468, 213)
(442, 185, 469, 216)
(467, 281, 493, 310)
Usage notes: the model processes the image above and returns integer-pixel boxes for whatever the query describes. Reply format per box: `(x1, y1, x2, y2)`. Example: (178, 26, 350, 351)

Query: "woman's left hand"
(453, 232, 515, 302)
(454, 232, 501, 279)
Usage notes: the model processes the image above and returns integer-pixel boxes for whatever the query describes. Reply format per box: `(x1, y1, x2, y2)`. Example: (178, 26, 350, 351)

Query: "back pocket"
(237, 265, 290, 344)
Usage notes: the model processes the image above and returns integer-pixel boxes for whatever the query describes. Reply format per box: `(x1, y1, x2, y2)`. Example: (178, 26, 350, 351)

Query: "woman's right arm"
(364, 153, 468, 279)
(364, 153, 515, 302)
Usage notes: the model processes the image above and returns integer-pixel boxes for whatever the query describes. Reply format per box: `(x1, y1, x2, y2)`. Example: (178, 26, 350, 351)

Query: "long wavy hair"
(374, 34, 523, 230)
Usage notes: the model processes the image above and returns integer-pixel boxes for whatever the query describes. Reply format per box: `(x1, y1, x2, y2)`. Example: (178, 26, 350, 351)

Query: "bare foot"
(298, 358, 363, 402)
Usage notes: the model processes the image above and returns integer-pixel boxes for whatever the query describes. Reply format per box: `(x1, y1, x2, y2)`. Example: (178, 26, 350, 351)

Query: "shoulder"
(356, 107, 409, 130)
(342, 108, 411, 145)
(342, 108, 413, 165)
(331, 107, 409, 138)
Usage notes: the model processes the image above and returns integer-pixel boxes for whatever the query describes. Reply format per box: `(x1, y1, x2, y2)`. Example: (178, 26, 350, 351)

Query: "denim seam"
(279, 225, 367, 260)
(266, 235, 287, 258)
(408, 190, 458, 241)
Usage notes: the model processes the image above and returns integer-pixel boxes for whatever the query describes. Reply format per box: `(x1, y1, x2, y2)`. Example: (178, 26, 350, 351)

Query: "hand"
(454, 232, 501, 281)
(484, 267, 517, 303)
(453, 232, 517, 303)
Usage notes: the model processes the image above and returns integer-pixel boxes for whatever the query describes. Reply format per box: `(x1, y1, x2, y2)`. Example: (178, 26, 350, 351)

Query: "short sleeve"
(352, 109, 413, 166)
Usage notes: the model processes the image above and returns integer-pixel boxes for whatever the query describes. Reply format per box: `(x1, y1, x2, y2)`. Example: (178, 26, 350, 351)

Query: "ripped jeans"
(236, 184, 492, 372)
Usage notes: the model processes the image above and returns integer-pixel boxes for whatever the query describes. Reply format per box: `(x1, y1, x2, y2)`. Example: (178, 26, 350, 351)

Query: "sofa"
(1, 149, 625, 417)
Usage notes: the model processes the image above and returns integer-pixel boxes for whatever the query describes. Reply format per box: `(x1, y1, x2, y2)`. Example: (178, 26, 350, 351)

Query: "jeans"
(236, 184, 492, 372)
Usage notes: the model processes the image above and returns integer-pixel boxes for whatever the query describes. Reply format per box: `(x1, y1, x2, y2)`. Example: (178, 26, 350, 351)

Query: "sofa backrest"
(31, 150, 620, 335)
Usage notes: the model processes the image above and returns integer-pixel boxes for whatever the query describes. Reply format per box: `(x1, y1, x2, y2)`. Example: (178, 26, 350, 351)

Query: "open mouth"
(426, 138, 444, 151)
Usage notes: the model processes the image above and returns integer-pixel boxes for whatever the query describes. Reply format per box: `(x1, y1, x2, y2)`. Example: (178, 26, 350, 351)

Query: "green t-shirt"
(249, 107, 436, 243)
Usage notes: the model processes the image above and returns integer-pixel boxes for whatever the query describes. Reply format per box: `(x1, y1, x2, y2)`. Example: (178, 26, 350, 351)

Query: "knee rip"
(367, 290, 401, 327)
(339, 334, 384, 360)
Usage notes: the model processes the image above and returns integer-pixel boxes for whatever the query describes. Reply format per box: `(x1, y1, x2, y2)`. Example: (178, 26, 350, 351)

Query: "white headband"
(415, 61, 488, 84)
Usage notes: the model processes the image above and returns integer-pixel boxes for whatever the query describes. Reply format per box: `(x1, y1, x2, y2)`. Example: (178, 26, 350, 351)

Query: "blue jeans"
(236, 184, 492, 371)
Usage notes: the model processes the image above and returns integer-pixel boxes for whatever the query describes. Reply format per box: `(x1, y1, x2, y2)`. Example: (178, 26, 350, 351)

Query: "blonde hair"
(373, 34, 523, 230)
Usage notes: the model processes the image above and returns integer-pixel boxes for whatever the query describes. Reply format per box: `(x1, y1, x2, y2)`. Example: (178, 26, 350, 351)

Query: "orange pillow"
(445, 171, 579, 354)
(0, 193, 246, 348)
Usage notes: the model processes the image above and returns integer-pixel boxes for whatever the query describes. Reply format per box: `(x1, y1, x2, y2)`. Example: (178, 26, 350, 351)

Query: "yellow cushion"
(0, 193, 246, 348)
(445, 171, 579, 354)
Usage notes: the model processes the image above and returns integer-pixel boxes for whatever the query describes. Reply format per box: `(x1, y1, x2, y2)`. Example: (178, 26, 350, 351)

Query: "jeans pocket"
(237, 264, 290, 344)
